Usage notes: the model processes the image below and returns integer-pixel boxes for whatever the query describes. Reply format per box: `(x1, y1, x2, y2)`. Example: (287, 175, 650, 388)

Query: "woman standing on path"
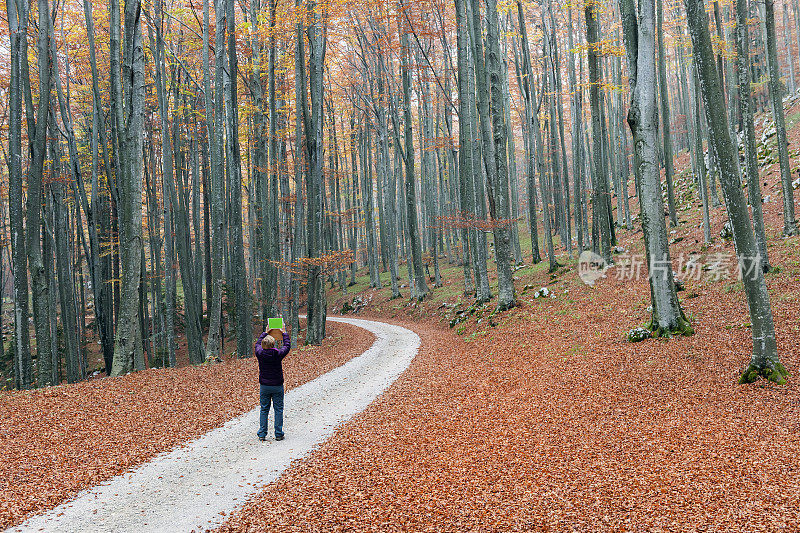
(254, 328, 291, 441)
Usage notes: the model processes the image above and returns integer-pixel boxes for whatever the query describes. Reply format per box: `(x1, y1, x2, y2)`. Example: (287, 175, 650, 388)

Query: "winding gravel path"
(8, 316, 419, 533)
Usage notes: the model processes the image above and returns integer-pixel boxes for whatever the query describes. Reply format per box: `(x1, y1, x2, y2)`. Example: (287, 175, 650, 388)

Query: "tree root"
(645, 317, 695, 339)
(495, 300, 516, 313)
(739, 361, 789, 385)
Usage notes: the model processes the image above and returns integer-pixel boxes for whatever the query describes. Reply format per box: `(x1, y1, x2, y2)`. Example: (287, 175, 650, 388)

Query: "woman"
(254, 327, 291, 441)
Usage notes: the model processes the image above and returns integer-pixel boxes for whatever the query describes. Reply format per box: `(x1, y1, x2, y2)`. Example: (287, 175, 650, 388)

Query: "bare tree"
(684, 0, 786, 384)
(110, 0, 146, 375)
(6, 0, 32, 388)
(26, 0, 54, 385)
(400, 20, 429, 300)
(622, 0, 693, 337)
(303, 0, 329, 341)
(763, 0, 799, 235)
(735, 0, 770, 271)
(585, 0, 613, 264)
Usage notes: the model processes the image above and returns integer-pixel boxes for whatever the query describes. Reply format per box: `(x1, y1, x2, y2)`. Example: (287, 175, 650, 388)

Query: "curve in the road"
(8, 316, 419, 533)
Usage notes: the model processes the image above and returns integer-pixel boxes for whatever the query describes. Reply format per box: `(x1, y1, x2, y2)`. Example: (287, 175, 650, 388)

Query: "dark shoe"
(275, 435, 284, 441)
(258, 435, 266, 442)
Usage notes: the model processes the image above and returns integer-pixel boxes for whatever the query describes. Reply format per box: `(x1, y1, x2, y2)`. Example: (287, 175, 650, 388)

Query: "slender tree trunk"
(736, 0, 770, 271)
(784, 2, 796, 93)
(171, 71, 204, 365)
(463, 0, 492, 301)
(547, 3, 573, 254)
(566, 3, 585, 253)
(6, 0, 33, 389)
(205, 0, 226, 360)
(455, 0, 478, 295)
(43, 194, 59, 383)
(267, 0, 281, 320)
(292, 0, 305, 347)
(361, 124, 381, 288)
(501, 41, 523, 265)
(26, 0, 53, 386)
(225, 0, 252, 357)
(657, 0, 678, 226)
(764, 0, 799, 235)
(623, 0, 692, 337)
(53, 181, 82, 382)
(401, 28, 429, 300)
(471, 0, 515, 310)
(585, 1, 613, 264)
(303, 0, 328, 342)
(684, 0, 786, 384)
(348, 117, 359, 287)
(110, 0, 145, 376)
(517, 0, 556, 272)
(375, 48, 401, 298)
(692, 66, 714, 245)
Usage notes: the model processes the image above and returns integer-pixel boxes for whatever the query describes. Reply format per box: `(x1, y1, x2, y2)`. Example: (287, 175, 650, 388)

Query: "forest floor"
(8, 317, 417, 533)
(216, 107, 800, 529)
(0, 320, 374, 530)
(4, 108, 800, 531)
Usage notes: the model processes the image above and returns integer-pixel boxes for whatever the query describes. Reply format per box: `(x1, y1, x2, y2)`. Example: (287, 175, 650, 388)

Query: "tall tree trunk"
(6, 0, 33, 389)
(26, 0, 53, 386)
(303, 0, 328, 342)
(546, 2, 573, 254)
(612, 43, 633, 229)
(247, 0, 268, 325)
(684, 0, 786, 384)
(53, 181, 82, 382)
(170, 68, 204, 365)
(764, 0, 799, 235)
(455, 0, 478, 295)
(362, 124, 381, 288)
(348, 116, 359, 287)
(517, 0, 556, 272)
(401, 28, 429, 300)
(784, 2, 796, 93)
(585, 1, 613, 264)
(513, 3, 542, 264)
(266, 0, 280, 320)
(147, 13, 176, 368)
(471, 0, 515, 310)
(292, 0, 305, 347)
(736, 0, 770, 271)
(500, 33, 523, 265)
(566, 2, 585, 253)
(622, 0, 692, 337)
(374, 45, 401, 298)
(463, 0, 492, 301)
(43, 193, 59, 383)
(691, 66, 714, 245)
(657, 0, 678, 227)
(111, 0, 145, 376)
(205, 0, 226, 360)
(226, 0, 252, 357)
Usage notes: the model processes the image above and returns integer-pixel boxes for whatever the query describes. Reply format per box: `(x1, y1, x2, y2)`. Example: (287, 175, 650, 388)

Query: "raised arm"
(255, 330, 269, 358)
(276, 331, 291, 359)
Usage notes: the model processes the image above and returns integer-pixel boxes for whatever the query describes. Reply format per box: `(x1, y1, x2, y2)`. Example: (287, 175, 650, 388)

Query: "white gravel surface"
(9, 316, 419, 533)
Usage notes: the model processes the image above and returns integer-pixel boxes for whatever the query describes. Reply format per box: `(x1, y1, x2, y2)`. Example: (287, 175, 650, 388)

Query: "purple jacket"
(255, 331, 291, 386)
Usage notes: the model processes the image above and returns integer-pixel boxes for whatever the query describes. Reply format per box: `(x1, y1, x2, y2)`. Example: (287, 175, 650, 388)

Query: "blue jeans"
(258, 384, 284, 439)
